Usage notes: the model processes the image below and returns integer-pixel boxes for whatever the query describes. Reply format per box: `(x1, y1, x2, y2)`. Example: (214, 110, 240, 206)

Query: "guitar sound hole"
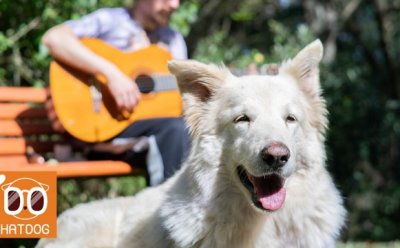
(136, 74, 155, 94)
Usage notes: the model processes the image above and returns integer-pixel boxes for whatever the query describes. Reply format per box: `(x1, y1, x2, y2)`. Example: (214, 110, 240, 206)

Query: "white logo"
(1, 177, 49, 220)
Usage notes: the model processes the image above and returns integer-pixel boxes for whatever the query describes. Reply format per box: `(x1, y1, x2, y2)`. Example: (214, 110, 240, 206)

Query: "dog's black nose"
(261, 142, 290, 169)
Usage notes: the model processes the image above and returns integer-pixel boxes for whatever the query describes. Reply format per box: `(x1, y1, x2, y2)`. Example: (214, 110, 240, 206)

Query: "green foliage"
(58, 177, 146, 212)
(191, 2, 400, 240)
(193, 31, 242, 64)
(0, 0, 125, 86)
(1, 0, 400, 245)
(170, 0, 199, 37)
(192, 20, 315, 72)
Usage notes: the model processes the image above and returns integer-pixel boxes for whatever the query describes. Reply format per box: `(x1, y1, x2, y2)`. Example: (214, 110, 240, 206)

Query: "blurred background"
(1, 0, 399, 246)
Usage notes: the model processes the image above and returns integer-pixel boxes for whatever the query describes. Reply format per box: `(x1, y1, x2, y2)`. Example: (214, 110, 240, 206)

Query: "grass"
(57, 176, 147, 213)
(338, 242, 400, 248)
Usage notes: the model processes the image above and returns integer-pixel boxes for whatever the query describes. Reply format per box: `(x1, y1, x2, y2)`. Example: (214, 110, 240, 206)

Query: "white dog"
(37, 40, 346, 248)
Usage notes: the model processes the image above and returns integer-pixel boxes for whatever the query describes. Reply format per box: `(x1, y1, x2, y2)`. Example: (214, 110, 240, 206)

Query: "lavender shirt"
(65, 7, 187, 59)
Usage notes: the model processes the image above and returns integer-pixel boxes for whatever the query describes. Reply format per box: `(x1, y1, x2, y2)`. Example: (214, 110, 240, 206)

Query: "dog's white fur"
(37, 40, 346, 248)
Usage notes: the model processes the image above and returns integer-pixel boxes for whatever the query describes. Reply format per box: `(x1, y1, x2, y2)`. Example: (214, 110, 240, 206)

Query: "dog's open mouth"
(237, 166, 286, 211)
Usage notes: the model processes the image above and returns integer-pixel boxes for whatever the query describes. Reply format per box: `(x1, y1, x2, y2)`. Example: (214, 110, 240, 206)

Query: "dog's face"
(169, 40, 327, 212)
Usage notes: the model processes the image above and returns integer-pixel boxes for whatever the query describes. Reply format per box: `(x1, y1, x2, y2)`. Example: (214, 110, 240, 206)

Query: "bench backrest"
(0, 87, 61, 165)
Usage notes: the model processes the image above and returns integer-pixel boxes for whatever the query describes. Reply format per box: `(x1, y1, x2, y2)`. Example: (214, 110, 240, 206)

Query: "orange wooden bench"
(0, 86, 142, 178)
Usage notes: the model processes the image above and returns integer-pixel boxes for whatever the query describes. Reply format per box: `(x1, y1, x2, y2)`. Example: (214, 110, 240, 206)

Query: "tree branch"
(9, 17, 40, 43)
(372, 0, 398, 99)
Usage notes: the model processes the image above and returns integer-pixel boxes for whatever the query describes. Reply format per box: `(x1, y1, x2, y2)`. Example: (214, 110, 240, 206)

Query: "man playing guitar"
(42, 0, 190, 185)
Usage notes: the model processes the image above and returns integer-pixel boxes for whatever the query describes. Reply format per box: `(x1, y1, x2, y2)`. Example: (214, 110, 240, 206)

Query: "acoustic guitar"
(50, 38, 182, 143)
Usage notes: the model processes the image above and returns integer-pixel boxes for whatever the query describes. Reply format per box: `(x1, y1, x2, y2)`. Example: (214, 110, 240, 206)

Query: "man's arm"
(42, 24, 141, 113)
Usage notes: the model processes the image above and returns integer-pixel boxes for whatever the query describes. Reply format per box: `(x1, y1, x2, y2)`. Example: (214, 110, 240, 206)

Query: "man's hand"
(105, 69, 142, 115)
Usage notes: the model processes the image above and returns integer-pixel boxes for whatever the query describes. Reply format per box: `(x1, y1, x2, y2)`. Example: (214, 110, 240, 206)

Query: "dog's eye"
(234, 114, 251, 123)
(286, 114, 297, 123)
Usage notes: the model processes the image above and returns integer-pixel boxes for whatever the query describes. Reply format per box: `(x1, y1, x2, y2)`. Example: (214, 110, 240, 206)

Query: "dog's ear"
(280, 39, 323, 96)
(168, 60, 228, 136)
(168, 60, 227, 101)
(280, 39, 328, 135)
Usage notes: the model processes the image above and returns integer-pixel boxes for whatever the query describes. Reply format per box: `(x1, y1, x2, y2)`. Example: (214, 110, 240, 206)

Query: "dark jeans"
(87, 117, 191, 182)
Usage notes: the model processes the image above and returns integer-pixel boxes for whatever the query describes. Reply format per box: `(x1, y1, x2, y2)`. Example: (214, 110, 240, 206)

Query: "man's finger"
(124, 93, 134, 113)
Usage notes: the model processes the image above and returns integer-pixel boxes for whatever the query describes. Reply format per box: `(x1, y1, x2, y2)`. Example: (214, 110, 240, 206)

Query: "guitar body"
(50, 38, 182, 143)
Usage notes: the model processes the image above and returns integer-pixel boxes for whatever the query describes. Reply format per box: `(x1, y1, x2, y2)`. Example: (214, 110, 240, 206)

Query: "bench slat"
(0, 120, 55, 136)
(0, 155, 29, 165)
(0, 138, 56, 155)
(0, 160, 137, 178)
(0, 87, 47, 103)
(0, 86, 142, 178)
(0, 103, 47, 119)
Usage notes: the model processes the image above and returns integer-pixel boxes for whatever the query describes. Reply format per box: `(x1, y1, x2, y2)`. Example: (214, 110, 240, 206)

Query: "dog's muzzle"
(237, 142, 289, 211)
(237, 166, 286, 211)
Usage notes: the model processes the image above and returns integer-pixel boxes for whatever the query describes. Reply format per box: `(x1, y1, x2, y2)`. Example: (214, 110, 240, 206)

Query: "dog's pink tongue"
(257, 187, 286, 211)
(248, 174, 286, 211)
